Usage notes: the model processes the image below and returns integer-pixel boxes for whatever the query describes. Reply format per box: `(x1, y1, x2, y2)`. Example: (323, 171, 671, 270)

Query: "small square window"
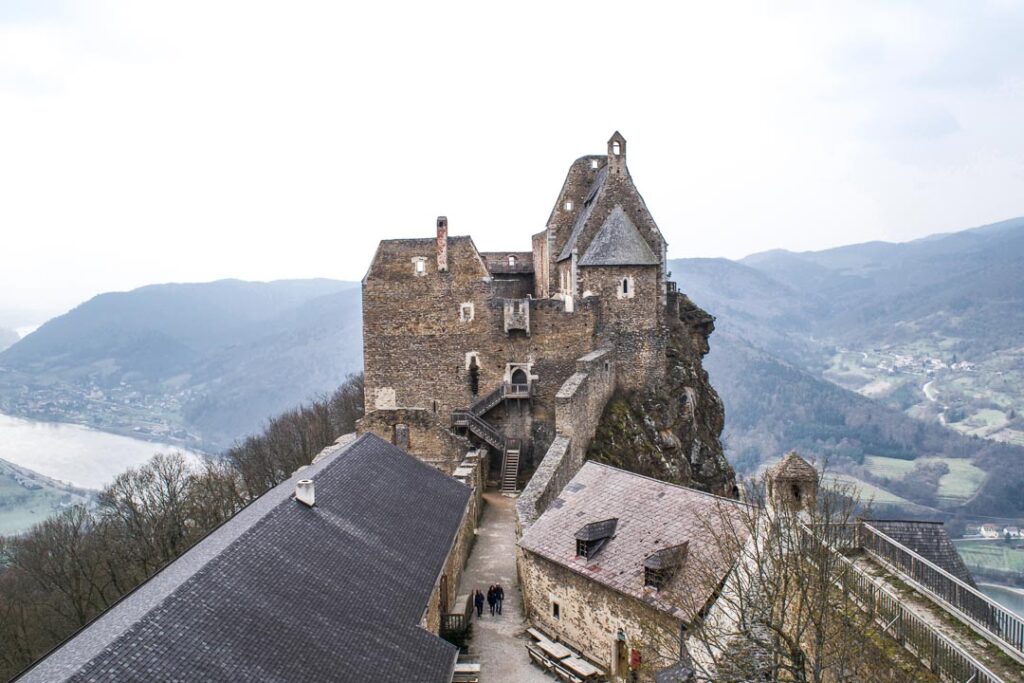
(459, 303, 474, 322)
(590, 159, 599, 169)
(414, 257, 427, 275)
(564, 200, 573, 211)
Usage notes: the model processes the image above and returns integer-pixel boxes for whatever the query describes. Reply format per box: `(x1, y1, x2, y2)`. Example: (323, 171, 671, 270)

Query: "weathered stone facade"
(360, 133, 730, 491)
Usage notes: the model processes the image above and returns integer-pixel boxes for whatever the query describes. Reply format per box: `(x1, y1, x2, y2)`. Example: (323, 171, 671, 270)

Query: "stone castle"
(361, 132, 731, 494)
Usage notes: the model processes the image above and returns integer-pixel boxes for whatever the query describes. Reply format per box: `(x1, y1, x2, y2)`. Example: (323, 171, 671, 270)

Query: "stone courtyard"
(458, 493, 552, 682)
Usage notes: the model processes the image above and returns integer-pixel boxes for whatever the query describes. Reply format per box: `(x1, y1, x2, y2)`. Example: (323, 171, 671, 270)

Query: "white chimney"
(295, 479, 315, 507)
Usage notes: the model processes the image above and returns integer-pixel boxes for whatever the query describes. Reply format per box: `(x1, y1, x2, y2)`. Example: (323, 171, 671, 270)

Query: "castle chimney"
(295, 478, 315, 507)
(436, 216, 448, 272)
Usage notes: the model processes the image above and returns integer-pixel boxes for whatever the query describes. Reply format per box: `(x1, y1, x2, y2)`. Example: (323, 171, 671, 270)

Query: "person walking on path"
(487, 585, 497, 616)
(495, 584, 505, 615)
(474, 589, 484, 618)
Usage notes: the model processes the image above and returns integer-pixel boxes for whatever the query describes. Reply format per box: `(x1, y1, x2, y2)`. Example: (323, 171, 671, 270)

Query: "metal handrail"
(800, 525, 1006, 683)
(860, 523, 1024, 659)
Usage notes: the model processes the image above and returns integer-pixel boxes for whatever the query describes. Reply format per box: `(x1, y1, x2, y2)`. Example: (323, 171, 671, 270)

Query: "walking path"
(457, 492, 552, 682)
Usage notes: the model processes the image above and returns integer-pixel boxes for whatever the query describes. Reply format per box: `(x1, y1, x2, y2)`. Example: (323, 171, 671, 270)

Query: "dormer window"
(643, 542, 689, 591)
(575, 518, 618, 560)
(564, 200, 573, 211)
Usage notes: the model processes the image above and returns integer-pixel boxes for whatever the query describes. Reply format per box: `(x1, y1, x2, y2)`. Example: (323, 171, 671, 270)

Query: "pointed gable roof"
(767, 451, 818, 481)
(577, 205, 659, 267)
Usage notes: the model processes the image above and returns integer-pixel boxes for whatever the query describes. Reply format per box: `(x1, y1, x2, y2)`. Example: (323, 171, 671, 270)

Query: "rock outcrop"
(586, 295, 737, 497)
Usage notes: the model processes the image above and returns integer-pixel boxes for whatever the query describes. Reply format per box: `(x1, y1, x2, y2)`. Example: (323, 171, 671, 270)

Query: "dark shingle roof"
(867, 520, 976, 586)
(574, 518, 618, 541)
(18, 434, 471, 683)
(577, 205, 659, 267)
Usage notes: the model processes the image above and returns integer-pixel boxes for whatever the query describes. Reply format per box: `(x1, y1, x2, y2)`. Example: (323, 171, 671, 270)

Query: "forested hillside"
(0, 280, 362, 450)
(672, 217, 1024, 519)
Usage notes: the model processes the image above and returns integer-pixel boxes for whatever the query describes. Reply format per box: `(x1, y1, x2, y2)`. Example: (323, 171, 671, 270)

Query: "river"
(979, 583, 1024, 619)
(0, 412, 203, 490)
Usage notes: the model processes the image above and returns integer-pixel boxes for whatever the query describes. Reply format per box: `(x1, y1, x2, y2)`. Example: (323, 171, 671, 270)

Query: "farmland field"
(863, 455, 986, 504)
(955, 540, 1024, 577)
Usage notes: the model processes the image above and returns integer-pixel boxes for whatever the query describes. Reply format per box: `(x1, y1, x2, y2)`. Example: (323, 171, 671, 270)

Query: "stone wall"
(516, 348, 616, 534)
(519, 552, 683, 681)
(357, 408, 471, 474)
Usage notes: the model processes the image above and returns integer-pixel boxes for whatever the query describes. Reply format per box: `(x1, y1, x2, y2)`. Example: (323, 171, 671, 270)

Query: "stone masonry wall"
(516, 348, 616, 534)
(519, 552, 682, 681)
(357, 408, 470, 474)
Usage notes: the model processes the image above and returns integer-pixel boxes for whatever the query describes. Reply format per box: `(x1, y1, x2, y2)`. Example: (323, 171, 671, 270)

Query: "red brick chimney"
(436, 216, 448, 272)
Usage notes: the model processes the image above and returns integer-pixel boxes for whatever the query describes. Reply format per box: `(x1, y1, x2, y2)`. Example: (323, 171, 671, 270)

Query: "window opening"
(469, 356, 480, 396)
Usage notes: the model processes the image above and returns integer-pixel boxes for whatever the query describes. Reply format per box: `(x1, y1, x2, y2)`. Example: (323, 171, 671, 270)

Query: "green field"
(863, 455, 986, 504)
(0, 460, 92, 536)
(955, 540, 1024, 577)
(823, 473, 924, 510)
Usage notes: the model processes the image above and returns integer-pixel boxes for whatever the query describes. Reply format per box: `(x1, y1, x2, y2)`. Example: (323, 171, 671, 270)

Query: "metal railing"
(860, 523, 1024, 660)
(800, 525, 1006, 683)
(469, 385, 506, 416)
(452, 411, 505, 452)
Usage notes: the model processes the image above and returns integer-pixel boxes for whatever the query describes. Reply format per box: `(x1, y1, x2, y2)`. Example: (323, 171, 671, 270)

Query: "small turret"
(766, 451, 818, 514)
(607, 131, 627, 175)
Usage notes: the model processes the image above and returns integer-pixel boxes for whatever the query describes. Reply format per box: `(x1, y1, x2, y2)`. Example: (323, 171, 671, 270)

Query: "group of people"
(473, 584, 505, 617)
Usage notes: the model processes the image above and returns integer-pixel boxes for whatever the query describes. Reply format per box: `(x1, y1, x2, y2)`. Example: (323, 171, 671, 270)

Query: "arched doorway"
(510, 368, 528, 388)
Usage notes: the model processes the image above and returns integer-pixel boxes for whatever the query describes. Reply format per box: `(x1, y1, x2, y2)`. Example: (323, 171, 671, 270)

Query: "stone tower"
(766, 451, 819, 514)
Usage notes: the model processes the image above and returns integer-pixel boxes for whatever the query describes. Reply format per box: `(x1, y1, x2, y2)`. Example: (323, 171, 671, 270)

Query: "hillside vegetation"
(672, 217, 1024, 520)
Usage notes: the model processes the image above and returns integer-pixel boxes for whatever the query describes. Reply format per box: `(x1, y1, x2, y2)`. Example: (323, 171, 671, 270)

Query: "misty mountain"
(0, 280, 362, 450)
(0, 328, 16, 353)
(671, 216, 1024, 518)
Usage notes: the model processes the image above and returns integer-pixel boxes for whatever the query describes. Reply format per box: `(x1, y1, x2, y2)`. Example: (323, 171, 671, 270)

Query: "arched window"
(511, 368, 528, 387)
(622, 278, 629, 294)
(612, 141, 621, 155)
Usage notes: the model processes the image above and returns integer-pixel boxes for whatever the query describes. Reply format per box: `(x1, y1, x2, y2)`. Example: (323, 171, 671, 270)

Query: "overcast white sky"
(2, 1, 1023, 315)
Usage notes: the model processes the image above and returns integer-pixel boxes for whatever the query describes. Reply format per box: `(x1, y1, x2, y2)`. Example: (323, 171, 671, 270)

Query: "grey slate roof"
(519, 463, 748, 624)
(867, 520, 976, 586)
(577, 205, 659, 267)
(18, 434, 471, 683)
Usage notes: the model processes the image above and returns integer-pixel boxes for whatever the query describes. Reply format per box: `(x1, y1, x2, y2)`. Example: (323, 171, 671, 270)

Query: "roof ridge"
(583, 461, 749, 507)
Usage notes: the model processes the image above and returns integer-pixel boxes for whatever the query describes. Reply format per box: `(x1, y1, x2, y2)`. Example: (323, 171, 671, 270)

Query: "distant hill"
(0, 280, 362, 450)
(0, 458, 92, 536)
(671, 217, 1024, 519)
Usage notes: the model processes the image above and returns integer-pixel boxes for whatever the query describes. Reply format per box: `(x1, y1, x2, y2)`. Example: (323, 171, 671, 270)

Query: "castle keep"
(361, 132, 685, 483)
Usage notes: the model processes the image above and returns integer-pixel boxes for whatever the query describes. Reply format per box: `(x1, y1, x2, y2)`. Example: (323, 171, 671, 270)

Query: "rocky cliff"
(586, 295, 737, 497)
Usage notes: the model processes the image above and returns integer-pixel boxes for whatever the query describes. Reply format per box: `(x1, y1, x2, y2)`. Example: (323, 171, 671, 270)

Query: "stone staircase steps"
(501, 447, 520, 494)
